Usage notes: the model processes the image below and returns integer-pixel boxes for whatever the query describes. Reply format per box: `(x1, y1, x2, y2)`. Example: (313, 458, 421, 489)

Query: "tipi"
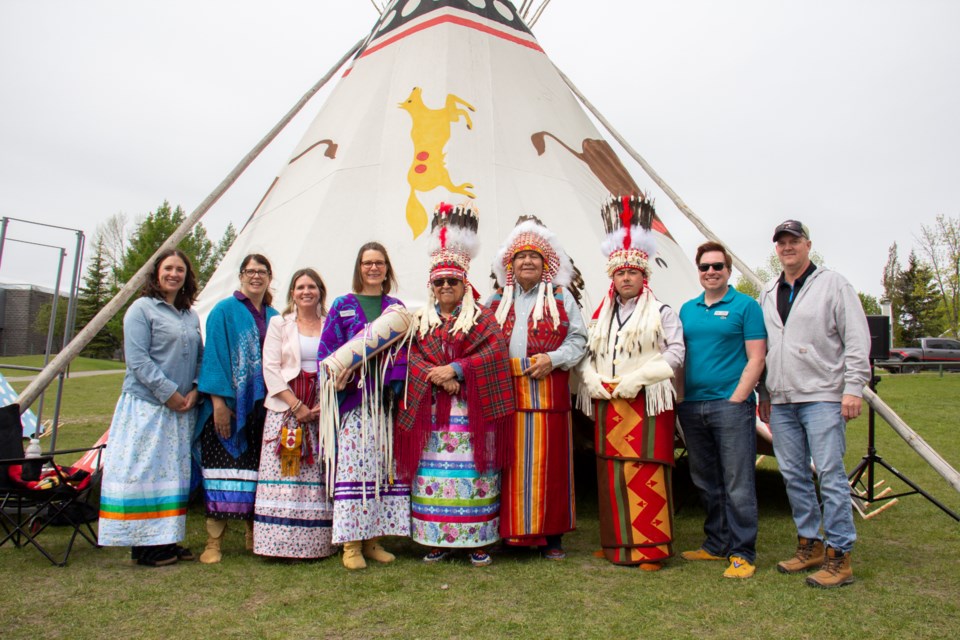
(16, 0, 960, 513)
(197, 0, 700, 317)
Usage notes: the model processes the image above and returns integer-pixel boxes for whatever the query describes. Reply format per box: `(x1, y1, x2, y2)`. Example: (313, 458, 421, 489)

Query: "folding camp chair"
(0, 403, 106, 566)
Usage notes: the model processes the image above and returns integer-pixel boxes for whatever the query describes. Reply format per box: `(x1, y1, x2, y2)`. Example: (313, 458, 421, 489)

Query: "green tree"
(214, 222, 237, 266)
(897, 251, 943, 344)
(734, 249, 825, 299)
(75, 236, 121, 358)
(183, 222, 216, 289)
(33, 297, 69, 344)
(117, 201, 219, 288)
(917, 214, 960, 338)
(108, 200, 227, 359)
(882, 242, 903, 344)
(858, 292, 882, 316)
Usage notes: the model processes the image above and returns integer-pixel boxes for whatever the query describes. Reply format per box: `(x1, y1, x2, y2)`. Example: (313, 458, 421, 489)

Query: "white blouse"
(298, 333, 321, 373)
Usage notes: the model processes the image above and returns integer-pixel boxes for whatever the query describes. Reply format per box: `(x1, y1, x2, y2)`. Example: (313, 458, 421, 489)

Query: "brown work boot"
(806, 547, 854, 588)
(776, 537, 825, 574)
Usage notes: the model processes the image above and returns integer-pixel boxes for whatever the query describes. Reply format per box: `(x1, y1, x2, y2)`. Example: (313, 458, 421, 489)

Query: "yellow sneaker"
(723, 555, 756, 579)
(681, 548, 725, 562)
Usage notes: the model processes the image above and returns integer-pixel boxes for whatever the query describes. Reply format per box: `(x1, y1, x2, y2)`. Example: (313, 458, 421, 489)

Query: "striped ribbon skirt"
(98, 393, 192, 547)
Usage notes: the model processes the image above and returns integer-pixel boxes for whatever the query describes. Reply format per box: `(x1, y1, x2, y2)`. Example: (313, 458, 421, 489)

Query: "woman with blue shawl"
(317, 242, 411, 570)
(196, 254, 279, 564)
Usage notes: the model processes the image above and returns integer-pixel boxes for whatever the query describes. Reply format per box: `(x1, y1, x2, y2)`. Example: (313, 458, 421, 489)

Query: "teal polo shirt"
(679, 286, 766, 402)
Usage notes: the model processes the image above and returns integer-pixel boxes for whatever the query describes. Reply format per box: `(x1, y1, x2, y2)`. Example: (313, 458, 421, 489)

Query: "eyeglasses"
(432, 277, 462, 288)
(241, 269, 270, 277)
(697, 262, 726, 272)
(361, 261, 386, 269)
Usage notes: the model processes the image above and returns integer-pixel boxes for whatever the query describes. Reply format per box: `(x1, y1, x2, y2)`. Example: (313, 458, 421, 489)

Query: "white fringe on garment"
(575, 378, 595, 417)
(401, 291, 482, 420)
(494, 281, 562, 330)
(494, 284, 514, 326)
(586, 288, 663, 359)
(412, 288, 482, 340)
(642, 376, 675, 416)
(580, 287, 675, 417)
(316, 364, 339, 498)
(575, 360, 675, 418)
(316, 330, 400, 503)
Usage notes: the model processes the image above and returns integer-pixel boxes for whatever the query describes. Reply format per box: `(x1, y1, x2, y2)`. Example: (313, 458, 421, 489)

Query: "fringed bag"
(276, 412, 315, 477)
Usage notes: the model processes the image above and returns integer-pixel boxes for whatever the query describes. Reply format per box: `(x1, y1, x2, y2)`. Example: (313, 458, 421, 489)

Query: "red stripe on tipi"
(344, 14, 543, 77)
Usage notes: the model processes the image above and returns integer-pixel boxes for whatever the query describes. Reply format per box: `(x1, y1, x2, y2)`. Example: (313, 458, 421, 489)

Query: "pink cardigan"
(262, 314, 324, 412)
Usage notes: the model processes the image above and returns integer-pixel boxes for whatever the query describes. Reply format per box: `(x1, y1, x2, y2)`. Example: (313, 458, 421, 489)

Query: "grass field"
(0, 355, 125, 374)
(2, 369, 959, 639)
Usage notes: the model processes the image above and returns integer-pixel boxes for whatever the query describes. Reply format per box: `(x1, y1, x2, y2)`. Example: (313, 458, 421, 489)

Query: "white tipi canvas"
(197, 0, 699, 318)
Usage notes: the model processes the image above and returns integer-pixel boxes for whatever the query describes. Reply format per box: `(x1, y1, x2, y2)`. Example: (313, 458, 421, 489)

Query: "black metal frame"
(847, 363, 960, 522)
(1, 445, 105, 566)
(1, 403, 106, 566)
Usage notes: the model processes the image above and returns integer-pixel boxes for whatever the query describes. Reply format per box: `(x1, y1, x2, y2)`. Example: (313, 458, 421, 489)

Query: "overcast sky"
(2, 0, 958, 299)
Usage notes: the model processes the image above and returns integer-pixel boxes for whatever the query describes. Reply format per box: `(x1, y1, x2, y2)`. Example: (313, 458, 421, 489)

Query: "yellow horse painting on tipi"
(398, 87, 476, 238)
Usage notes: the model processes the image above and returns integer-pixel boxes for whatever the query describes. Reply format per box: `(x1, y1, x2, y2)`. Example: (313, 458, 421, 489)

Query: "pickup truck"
(886, 337, 960, 373)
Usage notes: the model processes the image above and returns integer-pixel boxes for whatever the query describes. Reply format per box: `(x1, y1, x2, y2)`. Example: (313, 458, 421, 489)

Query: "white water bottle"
(23, 438, 43, 481)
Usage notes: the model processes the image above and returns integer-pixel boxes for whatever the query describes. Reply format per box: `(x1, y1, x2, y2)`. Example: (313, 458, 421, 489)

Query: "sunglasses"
(697, 262, 726, 272)
(772, 220, 810, 241)
(432, 277, 462, 288)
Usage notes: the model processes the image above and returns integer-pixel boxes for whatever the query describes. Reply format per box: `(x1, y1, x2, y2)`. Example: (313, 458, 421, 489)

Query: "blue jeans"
(769, 402, 856, 553)
(677, 399, 758, 562)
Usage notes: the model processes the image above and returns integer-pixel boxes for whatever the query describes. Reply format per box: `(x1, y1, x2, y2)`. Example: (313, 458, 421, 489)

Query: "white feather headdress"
(491, 215, 581, 329)
(413, 201, 482, 338)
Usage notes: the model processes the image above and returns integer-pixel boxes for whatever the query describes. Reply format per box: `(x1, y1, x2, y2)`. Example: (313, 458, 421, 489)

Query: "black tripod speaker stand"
(847, 362, 959, 521)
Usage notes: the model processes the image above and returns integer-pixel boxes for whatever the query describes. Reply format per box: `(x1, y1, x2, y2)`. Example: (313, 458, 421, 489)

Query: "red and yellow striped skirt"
(499, 358, 576, 545)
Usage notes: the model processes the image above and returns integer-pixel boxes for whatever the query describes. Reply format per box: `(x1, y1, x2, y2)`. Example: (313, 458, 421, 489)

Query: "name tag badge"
(339, 309, 356, 318)
(714, 310, 729, 318)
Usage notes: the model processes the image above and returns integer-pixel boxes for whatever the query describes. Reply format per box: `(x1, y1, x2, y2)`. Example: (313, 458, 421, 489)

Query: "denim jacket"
(121, 296, 203, 405)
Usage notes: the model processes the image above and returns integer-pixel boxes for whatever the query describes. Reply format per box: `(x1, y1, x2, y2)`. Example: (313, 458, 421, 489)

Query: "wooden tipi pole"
(17, 39, 364, 412)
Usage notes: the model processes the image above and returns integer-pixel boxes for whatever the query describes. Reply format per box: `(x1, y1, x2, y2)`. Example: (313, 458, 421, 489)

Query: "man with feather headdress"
(578, 194, 685, 571)
(487, 216, 587, 560)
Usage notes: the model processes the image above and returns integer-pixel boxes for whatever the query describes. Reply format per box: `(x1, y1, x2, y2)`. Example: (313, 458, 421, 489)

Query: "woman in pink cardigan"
(253, 268, 335, 560)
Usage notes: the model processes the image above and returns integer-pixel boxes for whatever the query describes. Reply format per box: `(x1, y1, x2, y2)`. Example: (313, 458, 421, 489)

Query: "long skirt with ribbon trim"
(98, 393, 193, 547)
(200, 402, 264, 520)
(331, 405, 411, 544)
(253, 370, 335, 558)
(411, 395, 500, 549)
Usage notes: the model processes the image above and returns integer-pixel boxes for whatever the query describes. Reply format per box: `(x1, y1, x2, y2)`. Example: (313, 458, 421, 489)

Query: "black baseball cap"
(772, 219, 810, 241)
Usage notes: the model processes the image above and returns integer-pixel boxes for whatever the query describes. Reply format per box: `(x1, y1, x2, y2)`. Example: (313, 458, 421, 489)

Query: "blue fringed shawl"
(195, 295, 278, 458)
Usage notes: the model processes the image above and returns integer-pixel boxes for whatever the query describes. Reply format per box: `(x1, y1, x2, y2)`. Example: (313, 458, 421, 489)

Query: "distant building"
(0, 283, 64, 356)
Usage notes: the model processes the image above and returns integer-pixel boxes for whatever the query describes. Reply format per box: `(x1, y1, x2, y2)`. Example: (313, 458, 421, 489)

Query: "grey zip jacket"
(759, 267, 870, 404)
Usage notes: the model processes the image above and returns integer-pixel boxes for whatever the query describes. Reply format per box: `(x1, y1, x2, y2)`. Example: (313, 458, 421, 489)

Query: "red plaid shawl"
(396, 306, 514, 481)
